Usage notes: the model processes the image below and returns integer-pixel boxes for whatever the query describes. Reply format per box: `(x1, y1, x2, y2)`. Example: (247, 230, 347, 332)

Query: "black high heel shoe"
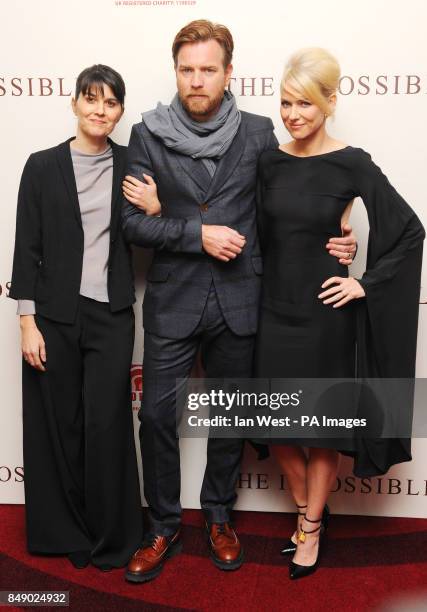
(289, 516, 322, 580)
(280, 504, 306, 556)
(280, 504, 329, 556)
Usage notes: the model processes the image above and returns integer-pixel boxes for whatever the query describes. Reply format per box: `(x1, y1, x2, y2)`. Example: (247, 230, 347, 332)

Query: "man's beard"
(180, 90, 224, 120)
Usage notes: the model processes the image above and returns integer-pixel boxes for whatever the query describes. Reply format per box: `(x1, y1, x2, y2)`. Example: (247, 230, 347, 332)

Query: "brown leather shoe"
(207, 522, 243, 570)
(125, 530, 182, 583)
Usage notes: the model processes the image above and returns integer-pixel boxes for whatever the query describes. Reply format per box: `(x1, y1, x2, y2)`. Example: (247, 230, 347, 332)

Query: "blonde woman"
(254, 48, 424, 579)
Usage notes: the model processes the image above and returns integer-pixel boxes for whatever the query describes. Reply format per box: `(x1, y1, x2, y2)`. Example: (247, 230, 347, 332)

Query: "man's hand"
(122, 174, 162, 216)
(202, 225, 246, 262)
(326, 223, 357, 266)
(20, 315, 46, 371)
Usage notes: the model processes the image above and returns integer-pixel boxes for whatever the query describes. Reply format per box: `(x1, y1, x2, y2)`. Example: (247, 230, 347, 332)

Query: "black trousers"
(141, 284, 255, 536)
(22, 296, 143, 568)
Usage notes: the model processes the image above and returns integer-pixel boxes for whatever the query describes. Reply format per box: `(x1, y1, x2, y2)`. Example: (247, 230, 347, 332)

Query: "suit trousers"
(140, 284, 255, 536)
(22, 296, 143, 567)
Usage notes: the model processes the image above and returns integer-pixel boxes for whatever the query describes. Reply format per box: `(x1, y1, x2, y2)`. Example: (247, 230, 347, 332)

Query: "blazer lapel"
(109, 140, 125, 241)
(175, 152, 212, 194)
(56, 138, 82, 228)
(205, 121, 247, 201)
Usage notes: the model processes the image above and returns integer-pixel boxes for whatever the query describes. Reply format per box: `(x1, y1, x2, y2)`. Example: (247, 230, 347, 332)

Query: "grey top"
(18, 144, 113, 315)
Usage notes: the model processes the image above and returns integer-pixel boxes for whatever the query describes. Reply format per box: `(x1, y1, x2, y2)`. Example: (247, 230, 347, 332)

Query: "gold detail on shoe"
(297, 529, 306, 543)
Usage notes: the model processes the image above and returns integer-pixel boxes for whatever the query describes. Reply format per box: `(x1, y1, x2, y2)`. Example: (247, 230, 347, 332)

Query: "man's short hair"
(172, 19, 234, 69)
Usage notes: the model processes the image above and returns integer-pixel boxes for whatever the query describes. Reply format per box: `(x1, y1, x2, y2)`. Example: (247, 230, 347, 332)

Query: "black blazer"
(10, 137, 135, 323)
(122, 111, 277, 339)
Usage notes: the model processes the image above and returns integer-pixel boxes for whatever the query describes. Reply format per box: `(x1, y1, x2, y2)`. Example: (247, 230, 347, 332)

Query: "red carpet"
(1, 505, 427, 611)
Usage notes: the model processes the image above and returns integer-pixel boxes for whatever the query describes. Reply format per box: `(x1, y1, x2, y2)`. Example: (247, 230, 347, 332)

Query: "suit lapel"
(175, 152, 212, 194)
(56, 138, 82, 228)
(205, 120, 247, 201)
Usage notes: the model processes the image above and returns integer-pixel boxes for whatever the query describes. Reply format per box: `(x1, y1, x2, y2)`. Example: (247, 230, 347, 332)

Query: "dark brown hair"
(75, 64, 125, 107)
(172, 19, 234, 68)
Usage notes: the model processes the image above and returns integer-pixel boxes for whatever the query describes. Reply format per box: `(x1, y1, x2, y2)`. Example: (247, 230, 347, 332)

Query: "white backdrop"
(1, 0, 426, 517)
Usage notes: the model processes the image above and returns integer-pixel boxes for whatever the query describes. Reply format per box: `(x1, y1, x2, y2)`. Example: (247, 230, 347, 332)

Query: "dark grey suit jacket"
(122, 110, 278, 339)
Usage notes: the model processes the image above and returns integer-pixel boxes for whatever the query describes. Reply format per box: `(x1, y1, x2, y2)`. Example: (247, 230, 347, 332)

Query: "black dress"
(254, 146, 424, 476)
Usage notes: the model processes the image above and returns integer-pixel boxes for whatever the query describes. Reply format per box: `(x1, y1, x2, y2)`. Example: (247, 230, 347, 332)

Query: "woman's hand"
(318, 276, 365, 308)
(20, 315, 46, 371)
(122, 174, 162, 216)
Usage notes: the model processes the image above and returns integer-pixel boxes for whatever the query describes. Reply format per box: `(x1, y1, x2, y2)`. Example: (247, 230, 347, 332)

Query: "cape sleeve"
(351, 150, 425, 476)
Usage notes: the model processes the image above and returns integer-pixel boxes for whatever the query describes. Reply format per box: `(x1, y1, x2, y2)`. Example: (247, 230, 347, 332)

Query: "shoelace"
(141, 534, 161, 551)
(213, 523, 235, 540)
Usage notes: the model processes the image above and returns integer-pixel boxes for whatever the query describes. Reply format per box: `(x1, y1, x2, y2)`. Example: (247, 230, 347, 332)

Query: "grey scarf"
(142, 90, 241, 177)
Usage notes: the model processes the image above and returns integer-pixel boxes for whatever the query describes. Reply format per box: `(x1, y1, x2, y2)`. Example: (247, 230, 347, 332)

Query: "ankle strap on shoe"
(297, 517, 322, 543)
(297, 525, 321, 543)
(296, 503, 307, 515)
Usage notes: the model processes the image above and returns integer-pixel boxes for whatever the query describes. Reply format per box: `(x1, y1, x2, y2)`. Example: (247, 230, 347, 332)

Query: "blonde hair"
(281, 48, 341, 115)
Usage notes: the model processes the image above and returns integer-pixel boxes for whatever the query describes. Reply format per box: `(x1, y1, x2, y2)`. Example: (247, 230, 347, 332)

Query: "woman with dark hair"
(10, 64, 143, 570)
